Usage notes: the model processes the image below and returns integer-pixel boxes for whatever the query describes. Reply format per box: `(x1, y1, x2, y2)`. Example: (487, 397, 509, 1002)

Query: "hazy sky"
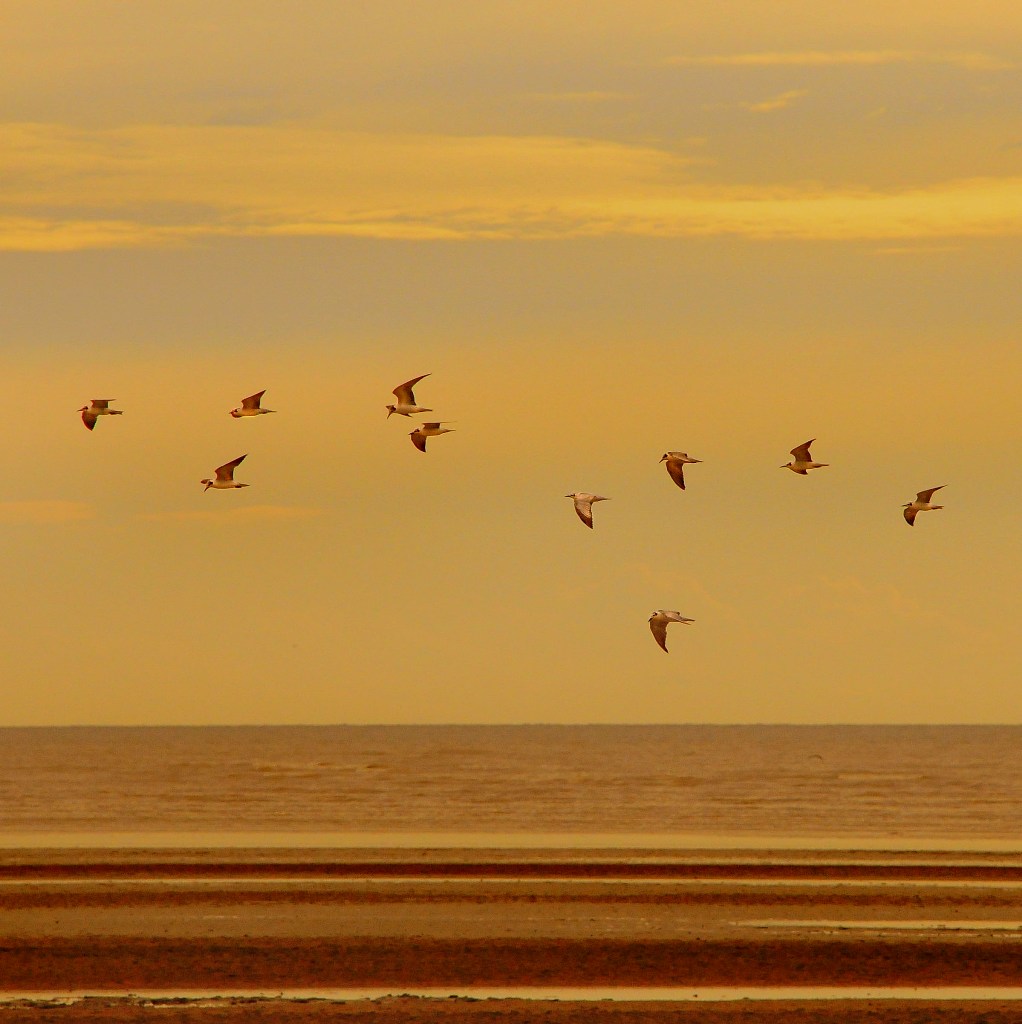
(3, 1, 1021, 724)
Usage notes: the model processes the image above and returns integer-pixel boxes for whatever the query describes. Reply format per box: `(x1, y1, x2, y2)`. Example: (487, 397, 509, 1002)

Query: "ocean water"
(0, 724, 1020, 842)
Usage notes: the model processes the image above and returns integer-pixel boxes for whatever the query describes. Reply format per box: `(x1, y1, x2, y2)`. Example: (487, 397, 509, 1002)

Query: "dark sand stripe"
(1, 937, 1021, 989)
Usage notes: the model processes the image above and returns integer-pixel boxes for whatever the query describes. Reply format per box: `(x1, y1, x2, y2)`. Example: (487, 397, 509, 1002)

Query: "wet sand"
(2, 847, 1021, 1020)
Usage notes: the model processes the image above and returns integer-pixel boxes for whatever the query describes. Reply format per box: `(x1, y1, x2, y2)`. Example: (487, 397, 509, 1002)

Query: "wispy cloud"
(3, 124, 1022, 248)
(667, 50, 1014, 70)
(0, 501, 95, 524)
(740, 89, 809, 113)
(143, 505, 325, 524)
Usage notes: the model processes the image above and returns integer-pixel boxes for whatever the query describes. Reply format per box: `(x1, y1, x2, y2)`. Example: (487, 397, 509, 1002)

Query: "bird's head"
(77, 406, 88, 413)
(229, 409, 241, 418)
(385, 405, 397, 418)
(201, 479, 213, 491)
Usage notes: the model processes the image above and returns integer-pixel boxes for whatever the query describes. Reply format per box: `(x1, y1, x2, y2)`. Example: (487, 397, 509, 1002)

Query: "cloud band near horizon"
(3, 124, 1021, 250)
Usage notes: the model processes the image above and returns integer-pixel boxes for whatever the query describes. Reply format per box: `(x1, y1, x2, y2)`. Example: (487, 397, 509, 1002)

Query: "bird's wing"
(917, 485, 945, 502)
(664, 459, 686, 490)
(410, 430, 427, 452)
(81, 411, 97, 430)
(393, 374, 429, 403)
(667, 611, 694, 624)
(649, 617, 669, 653)
(91, 400, 112, 410)
(903, 507, 917, 526)
(790, 439, 814, 461)
(241, 391, 265, 410)
(215, 454, 247, 480)
(572, 497, 595, 528)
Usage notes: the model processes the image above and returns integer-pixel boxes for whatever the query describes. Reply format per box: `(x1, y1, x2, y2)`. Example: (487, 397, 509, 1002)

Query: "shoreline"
(4, 994, 1022, 1024)
(2, 847, 1020, 1020)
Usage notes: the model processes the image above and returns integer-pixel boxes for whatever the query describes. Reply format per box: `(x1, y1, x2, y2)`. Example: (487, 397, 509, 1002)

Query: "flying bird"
(201, 455, 249, 491)
(230, 390, 275, 417)
(79, 400, 123, 431)
(409, 422, 453, 452)
(387, 374, 432, 418)
(902, 486, 945, 526)
(565, 492, 609, 529)
(660, 452, 702, 491)
(648, 610, 695, 653)
(782, 439, 828, 475)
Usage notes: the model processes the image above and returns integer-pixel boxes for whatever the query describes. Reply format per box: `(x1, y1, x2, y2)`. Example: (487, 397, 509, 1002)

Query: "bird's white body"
(409, 422, 453, 452)
(782, 439, 828, 474)
(660, 451, 702, 490)
(202, 455, 249, 491)
(648, 609, 695, 653)
(78, 400, 123, 431)
(565, 492, 609, 529)
(387, 374, 432, 418)
(903, 486, 945, 526)
(230, 390, 274, 417)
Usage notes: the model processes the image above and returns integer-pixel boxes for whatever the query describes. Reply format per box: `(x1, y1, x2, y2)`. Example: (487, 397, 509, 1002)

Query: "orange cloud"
(740, 89, 810, 113)
(668, 50, 1014, 70)
(2, 124, 1021, 248)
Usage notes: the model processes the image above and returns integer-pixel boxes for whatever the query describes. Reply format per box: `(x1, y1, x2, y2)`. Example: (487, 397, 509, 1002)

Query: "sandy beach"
(1, 847, 1021, 1021)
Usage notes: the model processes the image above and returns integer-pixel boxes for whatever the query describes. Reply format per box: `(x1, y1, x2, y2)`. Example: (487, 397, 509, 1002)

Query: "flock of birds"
(78, 375, 946, 655)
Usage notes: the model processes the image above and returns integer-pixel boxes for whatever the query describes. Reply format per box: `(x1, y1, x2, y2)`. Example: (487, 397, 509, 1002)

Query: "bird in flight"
(660, 452, 702, 491)
(387, 374, 432, 418)
(79, 400, 123, 431)
(902, 486, 945, 526)
(648, 610, 695, 653)
(230, 390, 275, 418)
(565, 492, 609, 529)
(409, 422, 453, 452)
(201, 455, 250, 491)
(782, 439, 828, 475)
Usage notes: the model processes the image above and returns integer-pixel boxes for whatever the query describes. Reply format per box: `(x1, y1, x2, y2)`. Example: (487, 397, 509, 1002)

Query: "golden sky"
(2, 1, 1020, 724)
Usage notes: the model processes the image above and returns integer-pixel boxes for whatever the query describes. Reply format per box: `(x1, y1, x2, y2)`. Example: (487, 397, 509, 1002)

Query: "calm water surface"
(0, 724, 1019, 841)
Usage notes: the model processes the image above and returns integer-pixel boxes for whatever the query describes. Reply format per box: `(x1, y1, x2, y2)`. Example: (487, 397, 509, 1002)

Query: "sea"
(0, 724, 1020, 848)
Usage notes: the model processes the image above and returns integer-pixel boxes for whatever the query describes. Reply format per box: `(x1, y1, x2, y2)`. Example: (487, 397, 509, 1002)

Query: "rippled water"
(0, 724, 1019, 840)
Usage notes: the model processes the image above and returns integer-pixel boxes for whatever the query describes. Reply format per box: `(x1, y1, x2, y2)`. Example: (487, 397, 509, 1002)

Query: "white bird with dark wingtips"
(230, 390, 275, 418)
(565, 492, 609, 529)
(782, 439, 828, 475)
(201, 455, 250, 491)
(409, 422, 453, 452)
(387, 374, 432, 418)
(902, 486, 945, 526)
(659, 451, 702, 491)
(78, 400, 123, 431)
(649, 610, 695, 653)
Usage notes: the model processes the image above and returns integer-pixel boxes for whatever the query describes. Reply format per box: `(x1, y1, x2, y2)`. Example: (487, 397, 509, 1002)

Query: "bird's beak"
(659, 455, 667, 462)
(386, 408, 394, 418)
